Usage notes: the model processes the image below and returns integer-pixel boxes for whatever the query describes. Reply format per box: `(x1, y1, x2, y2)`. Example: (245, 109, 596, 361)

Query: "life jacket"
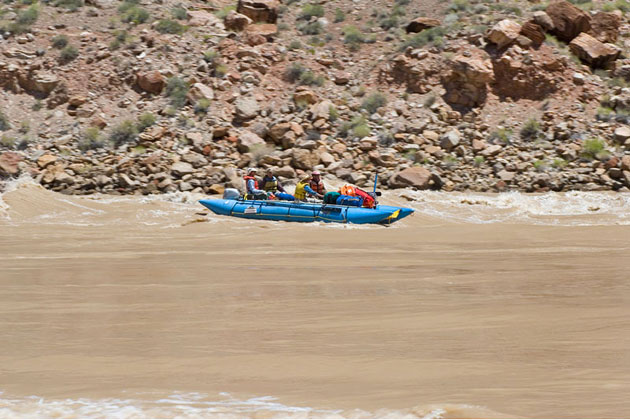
(243, 175, 258, 193)
(294, 181, 308, 200)
(339, 184, 375, 208)
(339, 185, 356, 196)
(260, 176, 278, 192)
(310, 179, 325, 195)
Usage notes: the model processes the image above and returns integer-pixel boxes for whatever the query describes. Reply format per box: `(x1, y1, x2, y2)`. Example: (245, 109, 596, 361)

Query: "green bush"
(165, 76, 189, 108)
(0, 111, 10, 131)
(288, 40, 302, 50)
(300, 3, 324, 19)
(552, 158, 567, 168)
(137, 112, 156, 131)
(51, 34, 69, 49)
(109, 120, 138, 147)
(533, 160, 547, 172)
(285, 62, 306, 82)
(343, 25, 365, 51)
(449, 0, 469, 12)
(489, 127, 512, 144)
(214, 5, 235, 19)
(361, 92, 387, 114)
(53, 0, 84, 11)
(79, 127, 106, 151)
(520, 118, 541, 140)
(59, 45, 79, 63)
(202, 50, 220, 65)
(299, 21, 323, 35)
(32, 100, 43, 111)
(214, 64, 228, 78)
(581, 138, 608, 160)
(17, 4, 39, 25)
(401, 26, 446, 50)
(328, 106, 339, 122)
(171, 5, 187, 20)
(353, 123, 371, 138)
(194, 98, 211, 114)
(379, 15, 398, 30)
(473, 156, 485, 167)
(121, 5, 150, 24)
(339, 115, 370, 138)
(299, 70, 325, 86)
(109, 30, 130, 50)
(334, 7, 345, 23)
(156, 19, 186, 34)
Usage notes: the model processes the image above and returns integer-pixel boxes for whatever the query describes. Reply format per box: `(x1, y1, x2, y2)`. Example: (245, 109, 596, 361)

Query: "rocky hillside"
(1, 0, 630, 195)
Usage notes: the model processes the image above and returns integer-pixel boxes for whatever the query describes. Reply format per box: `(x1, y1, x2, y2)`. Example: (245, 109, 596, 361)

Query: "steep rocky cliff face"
(1, 0, 630, 194)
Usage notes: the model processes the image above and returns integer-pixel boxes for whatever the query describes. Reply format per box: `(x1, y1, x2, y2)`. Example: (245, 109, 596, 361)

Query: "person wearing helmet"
(243, 168, 267, 200)
(309, 170, 326, 196)
(294, 173, 323, 201)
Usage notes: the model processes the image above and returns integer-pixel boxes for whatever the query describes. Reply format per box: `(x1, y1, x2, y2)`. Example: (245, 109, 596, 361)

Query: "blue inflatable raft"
(199, 198, 414, 225)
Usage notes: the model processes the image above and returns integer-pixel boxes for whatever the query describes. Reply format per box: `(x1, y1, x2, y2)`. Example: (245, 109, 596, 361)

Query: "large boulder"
(0, 152, 22, 177)
(17, 72, 59, 95)
(224, 10, 252, 31)
(442, 50, 493, 108)
(237, 130, 266, 153)
(533, 11, 554, 32)
(170, 162, 194, 177)
(546, 0, 591, 42)
(389, 166, 440, 190)
(234, 96, 260, 120)
(291, 149, 320, 170)
(569, 32, 621, 68)
(520, 22, 546, 47)
(590, 12, 620, 43)
(486, 19, 522, 49)
(236, 0, 279, 24)
(406, 17, 441, 33)
(187, 83, 214, 102)
(309, 100, 334, 121)
(136, 71, 165, 94)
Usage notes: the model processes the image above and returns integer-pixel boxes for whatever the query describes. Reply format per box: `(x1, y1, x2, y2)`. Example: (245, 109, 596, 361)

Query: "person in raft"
(309, 170, 326, 197)
(260, 169, 295, 201)
(294, 173, 324, 201)
(243, 168, 268, 200)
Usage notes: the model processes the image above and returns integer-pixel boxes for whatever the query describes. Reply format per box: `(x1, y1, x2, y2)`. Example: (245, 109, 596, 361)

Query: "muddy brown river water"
(1, 179, 629, 418)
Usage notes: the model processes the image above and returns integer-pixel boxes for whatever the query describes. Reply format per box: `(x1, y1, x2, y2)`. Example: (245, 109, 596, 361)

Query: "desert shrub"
(165, 76, 189, 108)
(0, 111, 10, 131)
(288, 40, 302, 50)
(378, 130, 395, 146)
(401, 26, 446, 50)
(137, 112, 156, 131)
(214, 64, 228, 78)
(109, 120, 138, 147)
(79, 127, 106, 151)
(18, 120, 29, 134)
(328, 106, 339, 122)
(353, 123, 371, 138)
(361, 92, 387, 114)
(343, 25, 365, 51)
(552, 158, 567, 168)
(473, 156, 485, 167)
(581, 137, 607, 160)
(299, 3, 324, 19)
(299, 70, 325, 86)
(339, 115, 370, 138)
(51, 34, 69, 49)
(278, 22, 289, 31)
(17, 4, 39, 25)
(334, 8, 345, 22)
(156, 19, 186, 34)
(424, 93, 437, 107)
(203, 50, 220, 65)
(171, 4, 187, 20)
(596, 106, 614, 121)
(194, 98, 210, 114)
(379, 15, 398, 30)
(0, 134, 15, 148)
(520, 117, 541, 140)
(299, 21, 323, 35)
(109, 30, 130, 50)
(533, 160, 547, 172)
(59, 45, 79, 63)
(121, 6, 149, 24)
(32, 100, 43, 111)
(214, 5, 235, 19)
(285, 62, 306, 82)
(449, 0, 469, 12)
(53, 0, 83, 11)
(489, 127, 513, 144)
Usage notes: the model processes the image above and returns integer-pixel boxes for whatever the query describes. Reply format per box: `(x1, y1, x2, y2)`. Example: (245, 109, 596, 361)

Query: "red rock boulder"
(136, 71, 165, 94)
(237, 0, 279, 24)
(546, 0, 591, 42)
(569, 32, 621, 68)
(406, 17, 441, 33)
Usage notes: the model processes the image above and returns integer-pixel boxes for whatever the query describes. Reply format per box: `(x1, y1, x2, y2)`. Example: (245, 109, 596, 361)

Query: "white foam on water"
(400, 190, 630, 226)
